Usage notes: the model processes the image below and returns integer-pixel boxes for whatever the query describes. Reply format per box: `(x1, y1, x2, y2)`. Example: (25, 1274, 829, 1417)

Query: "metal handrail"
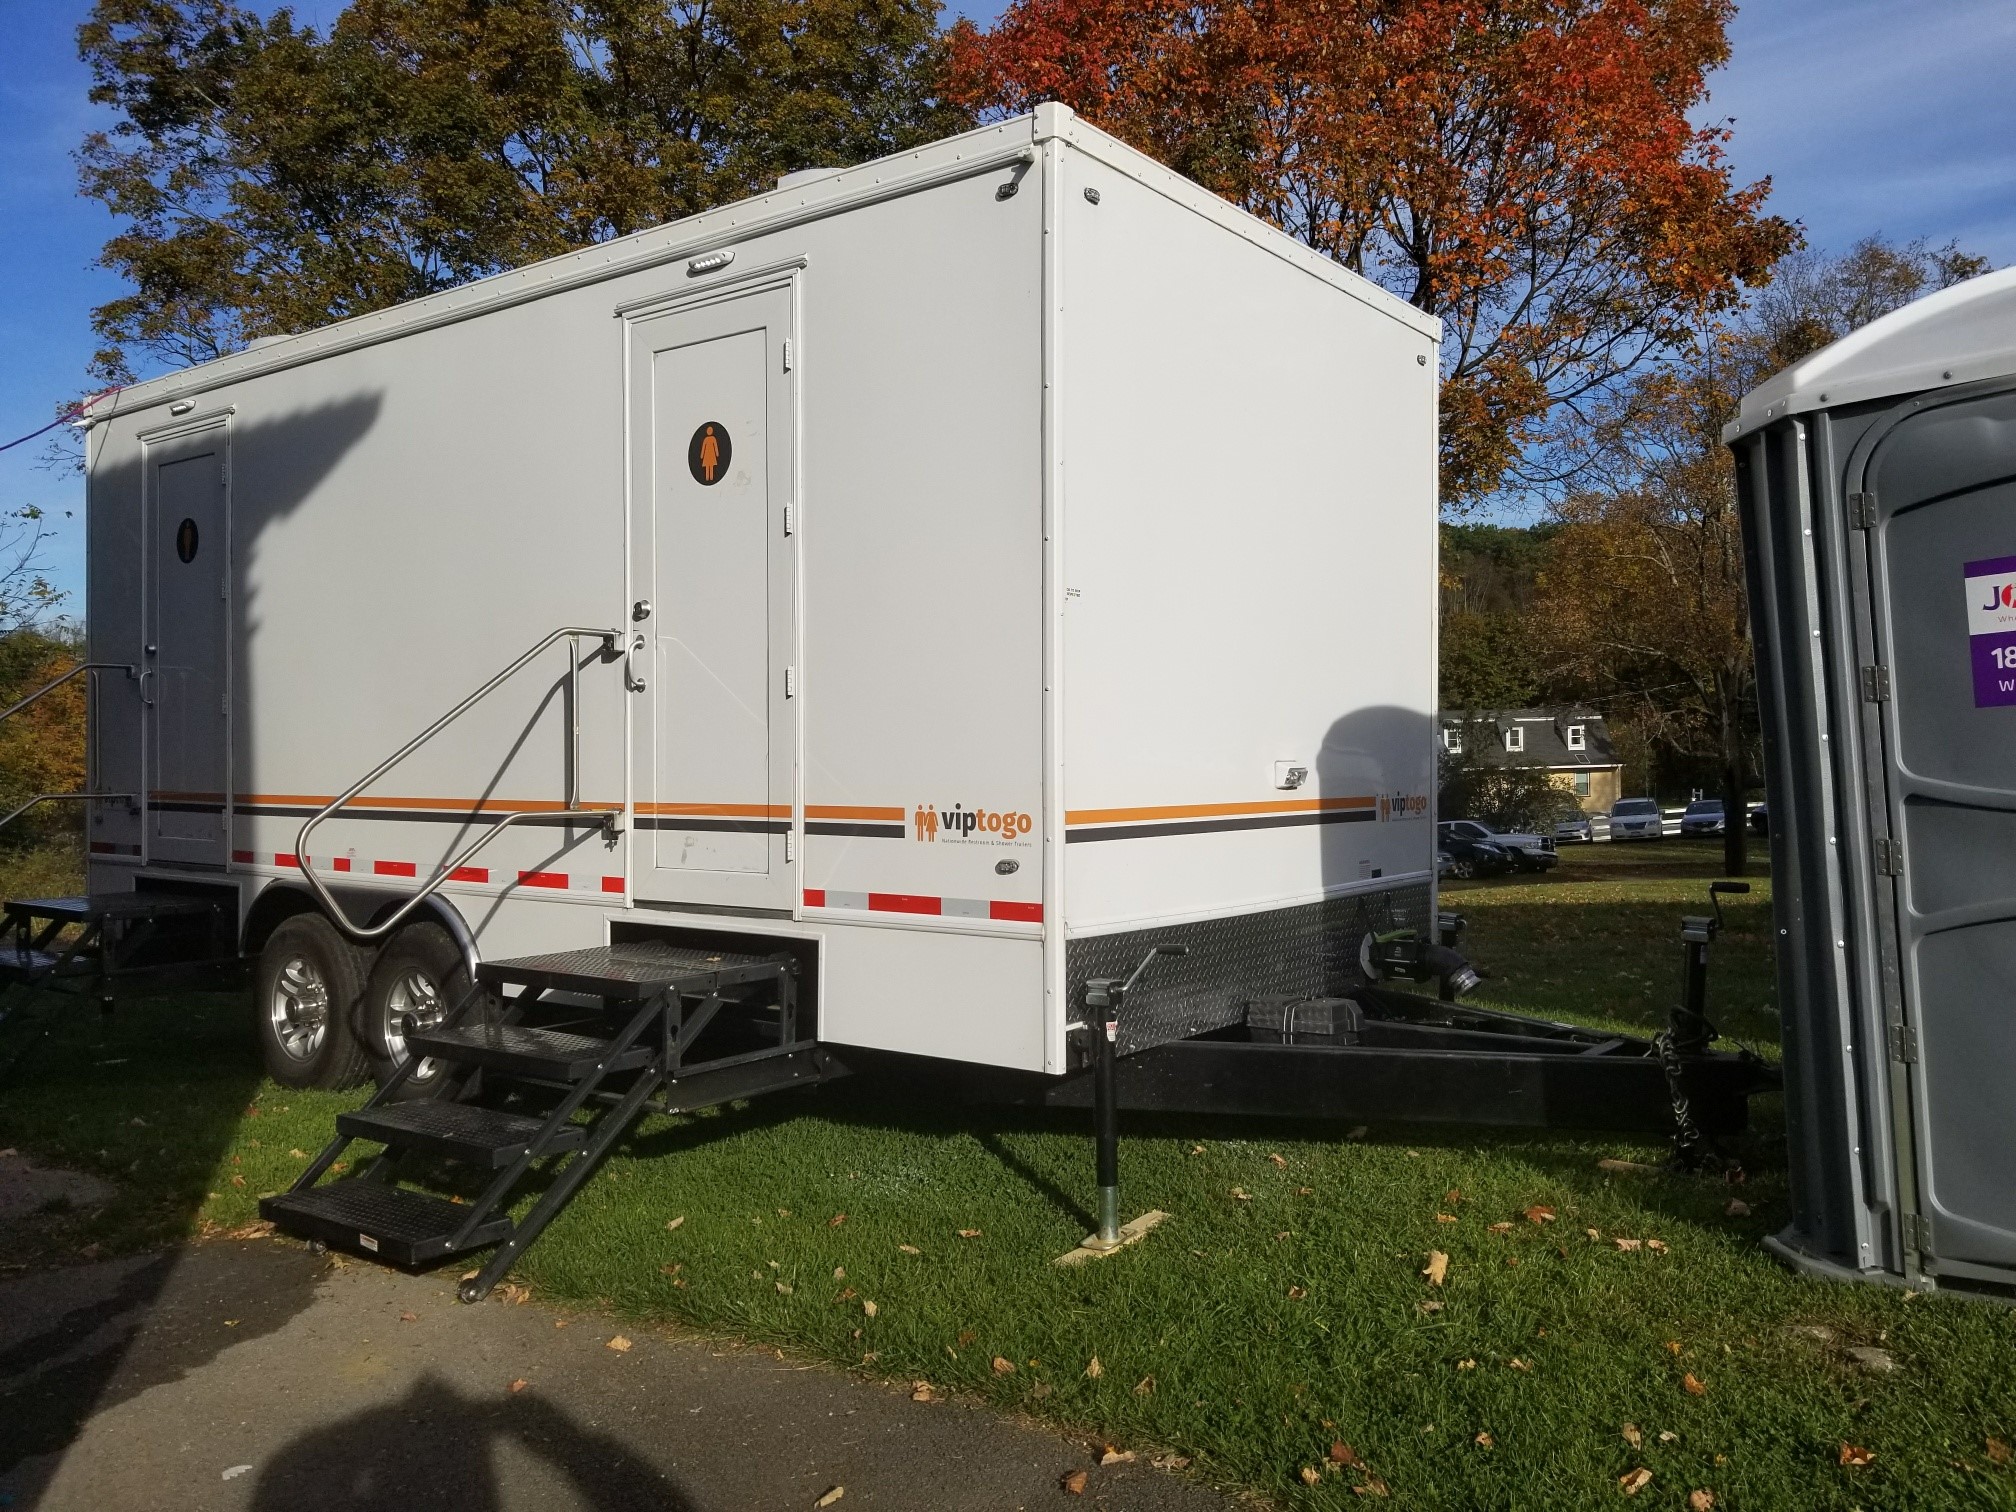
(294, 626, 621, 941)
(0, 662, 135, 726)
(0, 791, 138, 835)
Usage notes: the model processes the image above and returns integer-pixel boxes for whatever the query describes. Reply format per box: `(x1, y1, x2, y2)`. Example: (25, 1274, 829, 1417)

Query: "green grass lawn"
(5, 841, 2016, 1509)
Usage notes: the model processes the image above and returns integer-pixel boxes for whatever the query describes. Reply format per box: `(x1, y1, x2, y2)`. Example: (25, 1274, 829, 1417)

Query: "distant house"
(1439, 706, 1623, 814)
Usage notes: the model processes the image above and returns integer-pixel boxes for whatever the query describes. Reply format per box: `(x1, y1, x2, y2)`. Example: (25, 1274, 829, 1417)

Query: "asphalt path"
(0, 1239, 1236, 1511)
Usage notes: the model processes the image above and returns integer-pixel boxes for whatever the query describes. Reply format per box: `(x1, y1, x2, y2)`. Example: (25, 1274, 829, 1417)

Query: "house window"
(1566, 724, 1587, 751)
(1505, 726, 1525, 754)
(1442, 727, 1462, 754)
(1573, 771, 1591, 795)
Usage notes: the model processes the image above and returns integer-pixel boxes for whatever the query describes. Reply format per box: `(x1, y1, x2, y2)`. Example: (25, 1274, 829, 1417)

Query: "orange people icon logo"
(687, 421, 732, 486)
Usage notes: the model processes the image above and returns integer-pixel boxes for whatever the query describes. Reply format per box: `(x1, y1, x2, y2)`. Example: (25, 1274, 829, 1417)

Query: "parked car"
(1609, 797, 1665, 840)
(1437, 833, 1518, 880)
(1680, 798, 1726, 836)
(1749, 802, 1768, 835)
(1439, 819, 1558, 871)
(1554, 812, 1595, 843)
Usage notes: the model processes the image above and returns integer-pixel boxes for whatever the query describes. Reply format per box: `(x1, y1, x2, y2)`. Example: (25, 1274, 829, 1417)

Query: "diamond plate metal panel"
(1067, 882, 1432, 1057)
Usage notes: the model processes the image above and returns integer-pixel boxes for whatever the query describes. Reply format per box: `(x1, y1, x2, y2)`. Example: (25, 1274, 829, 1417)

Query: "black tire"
(255, 913, 373, 1090)
(362, 921, 472, 1100)
(1449, 857, 1476, 879)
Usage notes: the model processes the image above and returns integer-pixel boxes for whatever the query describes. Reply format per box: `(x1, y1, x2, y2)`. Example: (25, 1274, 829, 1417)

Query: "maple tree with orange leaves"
(947, 0, 1797, 504)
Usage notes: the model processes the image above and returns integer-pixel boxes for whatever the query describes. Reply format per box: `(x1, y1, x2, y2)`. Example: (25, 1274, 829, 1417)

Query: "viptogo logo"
(914, 803, 1035, 845)
(1378, 791, 1429, 820)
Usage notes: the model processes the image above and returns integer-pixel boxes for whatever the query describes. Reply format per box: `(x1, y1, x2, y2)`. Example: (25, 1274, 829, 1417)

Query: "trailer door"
(627, 284, 796, 910)
(145, 426, 230, 867)
(1856, 384, 2016, 1276)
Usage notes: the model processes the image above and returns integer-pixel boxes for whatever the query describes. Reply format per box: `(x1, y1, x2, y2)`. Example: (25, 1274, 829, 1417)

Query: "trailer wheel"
(362, 921, 470, 1099)
(255, 914, 372, 1090)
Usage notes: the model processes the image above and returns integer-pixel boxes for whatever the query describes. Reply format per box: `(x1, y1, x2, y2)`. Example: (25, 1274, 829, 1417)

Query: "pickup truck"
(1438, 819, 1558, 872)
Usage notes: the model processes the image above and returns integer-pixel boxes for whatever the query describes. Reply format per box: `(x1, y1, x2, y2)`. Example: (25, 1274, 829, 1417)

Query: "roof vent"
(776, 167, 844, 192)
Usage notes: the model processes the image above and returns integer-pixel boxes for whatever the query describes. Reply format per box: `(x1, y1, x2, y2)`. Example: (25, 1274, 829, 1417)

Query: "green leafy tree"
(78, 0, 961, 379)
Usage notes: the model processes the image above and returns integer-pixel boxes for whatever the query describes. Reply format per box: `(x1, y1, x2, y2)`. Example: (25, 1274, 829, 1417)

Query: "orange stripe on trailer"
(236, 793, 621, 815)
(805, 804, 906, 821)
(637, 802, 793, 818)
(1064, 796, 1376, 826)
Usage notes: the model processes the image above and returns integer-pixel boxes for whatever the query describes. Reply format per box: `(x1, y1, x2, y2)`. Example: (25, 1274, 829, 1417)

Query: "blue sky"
(4, 0, 2014, 608)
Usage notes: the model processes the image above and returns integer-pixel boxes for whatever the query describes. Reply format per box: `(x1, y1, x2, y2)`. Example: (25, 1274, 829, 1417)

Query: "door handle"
(137, 668, 157, 707)
(625, 632, 647, 692)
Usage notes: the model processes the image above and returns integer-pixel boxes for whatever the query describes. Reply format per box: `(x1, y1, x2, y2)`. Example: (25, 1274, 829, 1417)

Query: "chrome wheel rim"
(269, 954, 329, 1063)
(384, 969, 445, 1083)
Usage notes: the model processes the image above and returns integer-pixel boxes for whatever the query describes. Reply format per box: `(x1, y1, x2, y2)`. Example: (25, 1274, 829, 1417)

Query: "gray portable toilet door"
(1855, 383, 2016, 1275)
(143, 423, 231, 867)
(626, 282, 798, 911)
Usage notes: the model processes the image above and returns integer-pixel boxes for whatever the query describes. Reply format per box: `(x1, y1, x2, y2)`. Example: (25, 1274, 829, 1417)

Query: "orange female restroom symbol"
(687, 421, 732, 486)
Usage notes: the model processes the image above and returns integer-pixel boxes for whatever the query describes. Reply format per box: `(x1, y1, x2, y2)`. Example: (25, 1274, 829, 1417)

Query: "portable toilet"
(1728, 267, 2016, 1295)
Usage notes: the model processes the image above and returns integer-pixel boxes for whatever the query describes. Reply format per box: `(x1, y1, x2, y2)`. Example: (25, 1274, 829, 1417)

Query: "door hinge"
(1860, 664, 1891, 702)
(784, 665, 795, 698)
(785, 830, 794, 863)
(1889, 1022, 1919, 1063)
(782, 338, 793, 373)
(1901, 1211, 1932, 1253)
(783, 502, 794, 536)
(1875, 836, 1904, 875)
(1848, 491, 1877, 529)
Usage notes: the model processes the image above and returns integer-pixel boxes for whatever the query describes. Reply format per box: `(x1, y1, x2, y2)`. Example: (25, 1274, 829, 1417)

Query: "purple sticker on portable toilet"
(1965, 555, 2016, 707)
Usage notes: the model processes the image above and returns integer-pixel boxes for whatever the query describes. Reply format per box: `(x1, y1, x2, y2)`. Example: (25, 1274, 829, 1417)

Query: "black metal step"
(4, 893, 223, 925)
(405, 1022, 654, 1081)
(337, 1100, 586, 1167)
(478, 942, 785, 1001)
(261, 1178, 511, 1265)
(0, 948, 89, 985)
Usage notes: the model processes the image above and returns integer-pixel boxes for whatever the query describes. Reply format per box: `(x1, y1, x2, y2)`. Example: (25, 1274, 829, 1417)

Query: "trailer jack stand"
(1659, 880, 1751, 1173)
(1071, 945, 1187, 1255)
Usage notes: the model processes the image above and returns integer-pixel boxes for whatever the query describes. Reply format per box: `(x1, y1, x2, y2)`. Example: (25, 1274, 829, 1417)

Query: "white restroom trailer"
(79, 105, 1442, 1089)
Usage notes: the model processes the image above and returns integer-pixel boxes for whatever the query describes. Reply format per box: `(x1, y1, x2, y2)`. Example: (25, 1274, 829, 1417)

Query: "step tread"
(479, 942, 784, 1000)
(0, 947, 94, 981)
(261, 1178, 510, 1264)
(338, 1100, 586, 1165)
(406, 1022, 654, 1080)
(5, 893, 223, 924)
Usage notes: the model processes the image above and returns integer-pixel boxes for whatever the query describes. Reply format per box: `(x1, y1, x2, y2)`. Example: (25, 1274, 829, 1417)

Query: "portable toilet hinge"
(1888, 1022, 1919, 1063)
(785, 830, 794, 863)
(782, 338, 793, 373)
(1874, 836, 1904, 875)
(1848, 491, 1877, 529)
(784, 665, 795, 699)
(1901, 1211, 1931, 1253)
(1860, 664, 1891, 702)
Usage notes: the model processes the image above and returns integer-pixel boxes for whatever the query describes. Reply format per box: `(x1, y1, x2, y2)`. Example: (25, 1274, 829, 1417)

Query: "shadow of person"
(250, 1373, 692, 1512)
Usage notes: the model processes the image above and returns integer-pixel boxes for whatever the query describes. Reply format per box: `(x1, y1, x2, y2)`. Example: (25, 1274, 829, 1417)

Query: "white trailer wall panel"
(83, 107, 1438, 1079)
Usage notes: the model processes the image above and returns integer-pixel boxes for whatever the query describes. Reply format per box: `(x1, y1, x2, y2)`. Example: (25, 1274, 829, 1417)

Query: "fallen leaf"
(666, 1216, 686, 1230)
(1436, 1214, 1458, 1224)
(958, 1330, 978, 1347)
(1133, 1375, 1155, 1396)
(1445, 1188, 1462, 1204)
(508, 1378, 529, 1393)
(222, 1465, 253, 1481)
(1085, 1356, 1103, 1378)
(1230, 1187, 1252, 1202)
(1153, 1455, 1192, 1471)
(1682, 1373, 1706, 1397)
(1507, 1358, 1531, 1372)
(1524, 1205, 1556, 1224)
(1619, 1467, 1653, 1496)
(1456, 1359, 1476, 1371)
(1615, 1238, 1644, 1252)
(829, 1213, 846, 1226)
(1688, 1492, 1716, 1512)
(833, 1266, 845, 1279)
(289, 1148, 308, 1159)
(898, 1244, 922, 1255)
(814, 1487, 845, 1508)
(1268, 1153, 1288, 1168)
(1659, 1432, 1678, 1445)
(834, 1287, 857, 1303)
(1100, 1448, 1135, 1466)
(1666, 1340, 1683, 1355)
(399, 1311, 419, 1323)
(1417, 1300, 1443, 1315)
(862, 1300, 878, 1318)
(1598, 1157, 1663, 1175)
(1423, 1251, 1449, 1286)
(1988, 1437, 2013, 1465)
(777, 1208, 792, 1217)
(1622, 1424, 1643, 1449)
(1839, 1443, 1875, 1467)
(497, 1283, 531, 1305)
(1488, 1221, 1513, 1234)
(1353, 1476, 1390, 1497)
(607, 1335, 633, 1353)
(1725, 1199, 1750, 1217)
(956, 1228, 982, 1239)
(1061, 1469, 1089, 1495)
(911, 1383, 937, 1402)
(991, 1356, 1015, 1375)
(1474, 1432, 1493, 1448)
(230, 1175, 246, 1187)
(1647, 1239, 1670, 1254)
(1300, 1467, 1322, 1486)
(1297, 1186, 1315, 1196)
(1587, 1228, 1603, 1241)
(775, 1282, 793, 1294)
(1329, 1442, 1361, 1466)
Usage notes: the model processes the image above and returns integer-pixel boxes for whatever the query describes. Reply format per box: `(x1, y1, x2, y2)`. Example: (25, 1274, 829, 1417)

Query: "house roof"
(1441, 706, 1619, 771)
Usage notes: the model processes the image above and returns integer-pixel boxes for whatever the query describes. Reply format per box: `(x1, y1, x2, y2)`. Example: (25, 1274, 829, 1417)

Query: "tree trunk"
(1718, 670, 1749, 877)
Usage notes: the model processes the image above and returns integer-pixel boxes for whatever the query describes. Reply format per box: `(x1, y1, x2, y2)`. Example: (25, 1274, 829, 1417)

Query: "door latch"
(625, 632, 647, 692)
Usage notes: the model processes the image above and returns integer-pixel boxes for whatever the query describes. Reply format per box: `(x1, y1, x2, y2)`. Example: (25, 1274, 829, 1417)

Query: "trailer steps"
(264, 941, 839, 1300)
